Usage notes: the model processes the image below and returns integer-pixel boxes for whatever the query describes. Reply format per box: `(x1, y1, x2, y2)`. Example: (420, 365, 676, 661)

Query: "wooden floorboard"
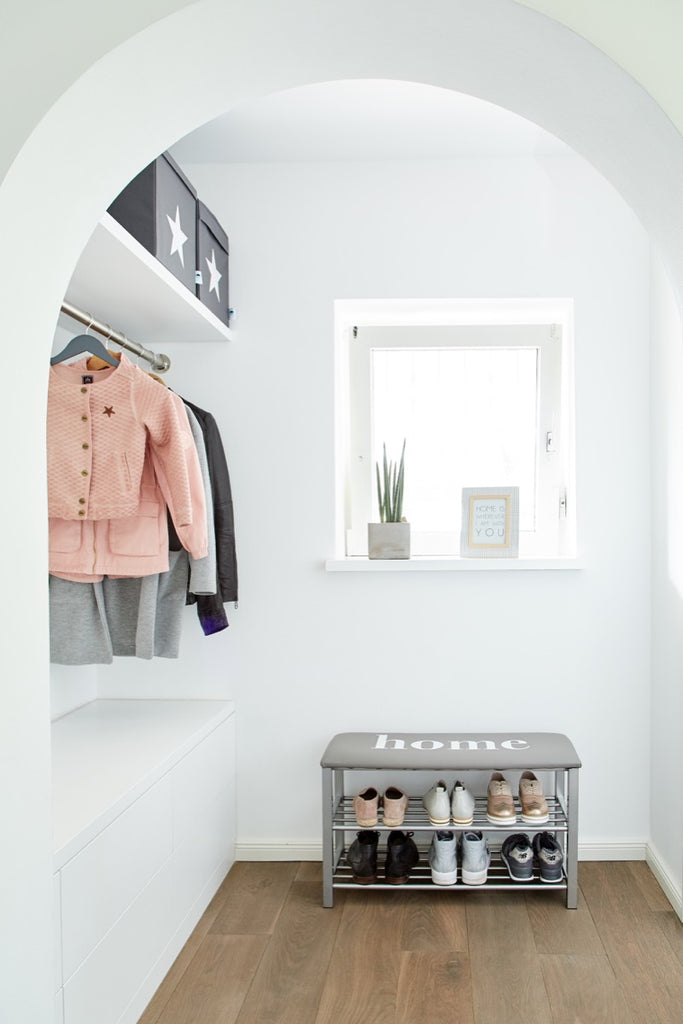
(655, 909, 683, 965)
(469, 951, 553, 1024)
(210, 861, 300, 936)
(465, 890, 539, 957)
(394, 889, 469, 952)
(579, 862, 683, 1023)
(234, 880, 342, 1024)
(137, 861, 683, 1024)
(314, 890, 406, 1024)
(395, 950, 474, 1024)
(151, 935, 269, 1024)
(526, 885, 604, 955)
(539, 953, 635, 1024)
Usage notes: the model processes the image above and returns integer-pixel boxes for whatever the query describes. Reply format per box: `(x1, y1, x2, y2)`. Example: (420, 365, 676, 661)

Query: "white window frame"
(333, 298, 576, 562)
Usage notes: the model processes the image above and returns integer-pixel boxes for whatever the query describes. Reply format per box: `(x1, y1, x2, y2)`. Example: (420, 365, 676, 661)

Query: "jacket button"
(77, 510, 85, 517)
(78, 498, 86, 505)
(82, 443, 89, 450)
(80, 387, 87, 394)
(81, 470, 88, 477)
(81, 415, 88, 422)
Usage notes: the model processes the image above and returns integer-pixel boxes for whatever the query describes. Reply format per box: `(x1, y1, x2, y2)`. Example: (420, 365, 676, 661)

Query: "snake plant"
(375, 439, 406, 522)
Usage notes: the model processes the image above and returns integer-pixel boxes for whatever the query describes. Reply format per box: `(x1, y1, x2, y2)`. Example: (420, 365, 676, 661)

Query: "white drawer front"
(174, 787, 235, 915)
(173, 716, 235, 848)
(61, 772, 173, 981)
(54, 872, 63, 993)
(63, 855, 176, 1024)
(173, 717, 235, 914)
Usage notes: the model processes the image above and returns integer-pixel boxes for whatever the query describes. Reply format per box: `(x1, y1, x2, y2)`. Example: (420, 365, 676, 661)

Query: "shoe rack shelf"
(331, 796, 568, 892)
(321, 732, 581, 909)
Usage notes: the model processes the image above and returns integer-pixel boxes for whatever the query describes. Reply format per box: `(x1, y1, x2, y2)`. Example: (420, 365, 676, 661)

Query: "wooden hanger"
(86, 348, 167, 386)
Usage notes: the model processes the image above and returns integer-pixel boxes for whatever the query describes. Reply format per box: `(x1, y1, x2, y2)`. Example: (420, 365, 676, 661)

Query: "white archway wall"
(1, 1, 683, 1017)
(518, 0, 683, 133)
(0, 0, 195, 182)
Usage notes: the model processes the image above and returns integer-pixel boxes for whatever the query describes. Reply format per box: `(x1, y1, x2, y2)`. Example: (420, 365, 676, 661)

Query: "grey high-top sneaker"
(460, 830, 490, 886)
(429, 830, 458, 885)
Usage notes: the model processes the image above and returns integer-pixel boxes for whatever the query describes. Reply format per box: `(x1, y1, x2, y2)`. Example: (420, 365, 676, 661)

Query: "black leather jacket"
(170, 397, 238, 635)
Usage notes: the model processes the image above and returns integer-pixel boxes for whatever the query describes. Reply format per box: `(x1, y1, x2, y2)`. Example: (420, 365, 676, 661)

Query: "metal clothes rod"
(60, 300, 171, 374)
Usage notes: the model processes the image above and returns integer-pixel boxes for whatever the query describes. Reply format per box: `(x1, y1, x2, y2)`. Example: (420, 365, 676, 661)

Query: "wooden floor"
(140, 861, 683, 1024)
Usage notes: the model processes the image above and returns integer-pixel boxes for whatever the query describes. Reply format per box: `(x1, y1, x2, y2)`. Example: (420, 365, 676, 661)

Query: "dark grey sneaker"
(532, 831, 564, 883)
(501, 833, 534, 881)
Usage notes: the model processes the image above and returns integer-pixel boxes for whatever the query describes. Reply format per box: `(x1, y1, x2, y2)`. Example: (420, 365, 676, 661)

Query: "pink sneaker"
(353, 786, 380, 827)
(382, 785, 409, 827)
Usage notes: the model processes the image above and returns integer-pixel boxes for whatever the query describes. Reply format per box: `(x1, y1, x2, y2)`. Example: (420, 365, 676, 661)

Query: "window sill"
(325, 556, 582, 572)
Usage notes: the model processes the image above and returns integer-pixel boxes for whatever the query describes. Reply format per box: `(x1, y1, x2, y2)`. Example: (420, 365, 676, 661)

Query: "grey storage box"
(196, 200, 230, 326)
(107, 151, 197, 293)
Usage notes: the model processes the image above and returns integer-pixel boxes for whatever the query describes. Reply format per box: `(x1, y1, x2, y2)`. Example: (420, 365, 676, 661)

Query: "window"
(335, 299, 575, 560)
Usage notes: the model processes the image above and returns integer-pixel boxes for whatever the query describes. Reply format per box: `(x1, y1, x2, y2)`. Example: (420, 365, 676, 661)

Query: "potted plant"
(368, 439, 410, 559)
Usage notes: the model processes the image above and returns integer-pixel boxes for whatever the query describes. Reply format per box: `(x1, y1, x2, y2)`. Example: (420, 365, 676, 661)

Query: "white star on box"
(166, 206, 188, 267)
(205, 248, 222, 301)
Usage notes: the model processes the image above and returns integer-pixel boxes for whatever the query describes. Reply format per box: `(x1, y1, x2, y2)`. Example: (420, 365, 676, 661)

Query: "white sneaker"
(422, 780, 450, 825)
(451, 780, 475, 825)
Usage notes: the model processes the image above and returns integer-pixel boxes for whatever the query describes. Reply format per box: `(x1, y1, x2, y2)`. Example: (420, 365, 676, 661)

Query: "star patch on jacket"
(103, 406, 115, 417)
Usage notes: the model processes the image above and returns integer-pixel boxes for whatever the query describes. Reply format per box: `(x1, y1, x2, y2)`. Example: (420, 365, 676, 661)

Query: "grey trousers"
(49, 549, 190, 665)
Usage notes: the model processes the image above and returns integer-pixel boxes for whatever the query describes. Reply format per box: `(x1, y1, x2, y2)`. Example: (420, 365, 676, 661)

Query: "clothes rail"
(60, 300, 171, 373)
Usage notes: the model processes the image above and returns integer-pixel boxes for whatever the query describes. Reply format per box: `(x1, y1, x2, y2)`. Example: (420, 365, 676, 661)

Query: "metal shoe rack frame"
(322, 767, 579, 909)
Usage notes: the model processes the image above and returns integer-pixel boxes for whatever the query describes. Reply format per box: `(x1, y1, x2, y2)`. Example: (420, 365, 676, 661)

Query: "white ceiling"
(170, 79, 571, 164)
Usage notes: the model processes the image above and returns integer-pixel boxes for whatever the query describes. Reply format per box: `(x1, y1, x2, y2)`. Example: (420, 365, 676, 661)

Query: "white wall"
(649, 254, 683, 904)
(93, 151, 650, 853)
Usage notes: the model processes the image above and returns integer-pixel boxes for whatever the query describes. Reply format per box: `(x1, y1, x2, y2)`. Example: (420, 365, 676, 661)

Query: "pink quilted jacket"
(48, 354, 207, 579)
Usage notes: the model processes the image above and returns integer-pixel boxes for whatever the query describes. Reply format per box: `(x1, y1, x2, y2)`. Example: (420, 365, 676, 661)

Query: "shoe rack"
(320, 732, 581, 909)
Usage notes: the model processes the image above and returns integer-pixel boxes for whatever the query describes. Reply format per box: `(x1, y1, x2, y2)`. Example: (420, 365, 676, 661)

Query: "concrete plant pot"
(368, 521, 411, 559)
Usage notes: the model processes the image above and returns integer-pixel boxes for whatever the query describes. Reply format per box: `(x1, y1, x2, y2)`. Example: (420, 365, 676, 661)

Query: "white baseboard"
(577, 840, 647, 861)
(236, 840, 322, 861)
(235, 839, 649, 863)
(646, 841, 683, 922)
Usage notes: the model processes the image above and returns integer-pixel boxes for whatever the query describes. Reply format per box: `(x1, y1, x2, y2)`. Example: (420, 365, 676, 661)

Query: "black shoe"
(532, 831, 564, 883)
(347, 830, 380, 884)
(500, 833, 534, 881)
(385, 830, 419, 884)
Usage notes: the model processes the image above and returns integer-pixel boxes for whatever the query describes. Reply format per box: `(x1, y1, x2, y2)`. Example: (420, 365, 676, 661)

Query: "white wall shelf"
(325, 556, 583, 572)
(63, 212, 232, 347)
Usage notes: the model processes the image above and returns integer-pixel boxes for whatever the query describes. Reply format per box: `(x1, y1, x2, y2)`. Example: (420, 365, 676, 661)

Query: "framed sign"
(460, 487, 520, 558)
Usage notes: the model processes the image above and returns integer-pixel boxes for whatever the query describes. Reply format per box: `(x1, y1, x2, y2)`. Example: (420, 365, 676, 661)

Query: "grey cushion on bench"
(321, 732, 581, 771)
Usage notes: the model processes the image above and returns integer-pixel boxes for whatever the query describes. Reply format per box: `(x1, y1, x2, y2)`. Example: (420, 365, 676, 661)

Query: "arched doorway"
(2, 2, 682, 1017)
